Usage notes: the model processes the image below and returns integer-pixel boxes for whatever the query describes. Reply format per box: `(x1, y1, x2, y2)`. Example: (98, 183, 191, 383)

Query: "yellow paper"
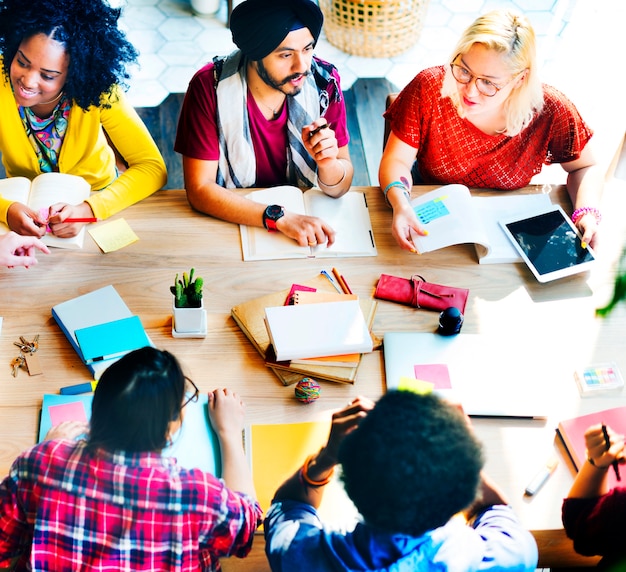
(89, 218, 139, 253)
(250, 420, 330, 512)
(397, 376, 434, 395)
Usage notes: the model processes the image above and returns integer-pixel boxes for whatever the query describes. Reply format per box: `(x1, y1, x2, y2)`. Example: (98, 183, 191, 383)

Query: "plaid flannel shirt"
(0, 439, 262, 571)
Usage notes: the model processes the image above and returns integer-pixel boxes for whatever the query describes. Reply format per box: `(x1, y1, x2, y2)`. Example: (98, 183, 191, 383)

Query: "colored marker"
(308, 122, 328, 138)
(524, 457, 558, 496)
(332, 267, 352, 295)
(602, 423, 621, 481)
(60, 381, 98, 395)
(63, 218, 99, 223)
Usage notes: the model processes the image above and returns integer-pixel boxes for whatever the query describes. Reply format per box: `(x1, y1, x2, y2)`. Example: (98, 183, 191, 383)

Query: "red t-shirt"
(384, 66, 593, 190)
(175, 58, 349, 188)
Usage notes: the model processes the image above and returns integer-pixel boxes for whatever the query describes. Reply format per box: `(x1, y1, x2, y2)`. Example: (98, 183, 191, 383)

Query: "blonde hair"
(440, 10, 544, 136)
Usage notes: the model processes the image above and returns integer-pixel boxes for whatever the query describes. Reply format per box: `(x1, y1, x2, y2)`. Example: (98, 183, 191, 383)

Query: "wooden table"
(1, 184, 625, 569)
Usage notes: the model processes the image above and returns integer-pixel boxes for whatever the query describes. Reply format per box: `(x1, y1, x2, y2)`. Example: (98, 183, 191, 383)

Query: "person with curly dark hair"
(264, 391, 538, 571)
(0, 0, 166, 239)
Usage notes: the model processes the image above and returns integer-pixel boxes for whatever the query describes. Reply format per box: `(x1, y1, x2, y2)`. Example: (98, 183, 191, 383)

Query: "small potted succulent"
(171, 268, 206, 337)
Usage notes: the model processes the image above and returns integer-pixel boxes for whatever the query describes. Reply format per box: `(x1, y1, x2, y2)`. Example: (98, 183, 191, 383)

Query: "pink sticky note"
(49, 401, 88, 426)
(413, 364, 452, 389)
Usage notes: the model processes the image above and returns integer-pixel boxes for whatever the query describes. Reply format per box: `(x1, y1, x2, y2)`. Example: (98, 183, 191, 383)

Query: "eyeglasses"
(182, 376, 199, 409)
(450, 56, 523, 97)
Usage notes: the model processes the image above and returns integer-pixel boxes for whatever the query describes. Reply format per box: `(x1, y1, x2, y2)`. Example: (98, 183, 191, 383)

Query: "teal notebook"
(38, 393, 222, 476)
(75, 315, 150, 364)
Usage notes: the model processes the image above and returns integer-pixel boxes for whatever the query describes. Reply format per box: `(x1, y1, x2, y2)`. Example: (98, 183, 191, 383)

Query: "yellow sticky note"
(89, 218, 139, 253)
(397, 376, 434, 395)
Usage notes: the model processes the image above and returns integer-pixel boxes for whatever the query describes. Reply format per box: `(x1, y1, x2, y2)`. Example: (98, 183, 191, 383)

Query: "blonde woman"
(379, 10, 601, 252)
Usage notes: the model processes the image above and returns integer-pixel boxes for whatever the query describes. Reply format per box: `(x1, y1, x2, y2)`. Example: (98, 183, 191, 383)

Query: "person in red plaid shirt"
(0, 347, 262, 571)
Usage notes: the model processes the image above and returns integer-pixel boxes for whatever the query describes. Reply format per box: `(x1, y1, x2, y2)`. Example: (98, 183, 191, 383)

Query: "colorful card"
(574, 362, 624, 396)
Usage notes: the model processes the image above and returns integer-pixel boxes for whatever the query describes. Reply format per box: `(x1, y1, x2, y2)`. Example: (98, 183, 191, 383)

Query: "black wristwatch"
(262, 204, 285, 232)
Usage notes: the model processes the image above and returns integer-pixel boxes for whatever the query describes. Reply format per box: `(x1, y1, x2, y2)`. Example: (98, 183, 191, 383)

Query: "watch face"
(264, 204, 284, 231)
(266, 205, 283, 218)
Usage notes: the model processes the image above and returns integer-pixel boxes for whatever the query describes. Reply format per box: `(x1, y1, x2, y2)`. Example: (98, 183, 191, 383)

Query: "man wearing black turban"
(175, 0, 353, 249)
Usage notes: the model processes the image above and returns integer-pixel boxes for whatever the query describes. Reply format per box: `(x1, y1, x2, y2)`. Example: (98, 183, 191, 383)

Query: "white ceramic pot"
(190, 0, 219, 15)
(172, 300, 207, 337)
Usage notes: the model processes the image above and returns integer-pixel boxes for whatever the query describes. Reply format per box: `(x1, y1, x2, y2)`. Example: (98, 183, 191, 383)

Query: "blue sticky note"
(414, 197, 450, 224)
(75, 315, 150, 364)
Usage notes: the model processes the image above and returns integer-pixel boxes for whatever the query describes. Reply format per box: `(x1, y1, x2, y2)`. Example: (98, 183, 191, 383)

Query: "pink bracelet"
(571, 207, 602, 225)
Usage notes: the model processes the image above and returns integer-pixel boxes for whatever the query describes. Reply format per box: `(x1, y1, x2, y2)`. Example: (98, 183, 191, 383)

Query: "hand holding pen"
(602, 424, 622, 481)
(302, 118, 343, 170)
(47, 203, 97, 238)
(585, 423, 624, 480)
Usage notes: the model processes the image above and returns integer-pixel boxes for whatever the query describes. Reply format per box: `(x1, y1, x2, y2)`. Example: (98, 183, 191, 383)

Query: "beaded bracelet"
(382, 180, 410, 207)
(571, 207, 602, 226)
(300, 454, 334, 487)
(318, 160, 347, 189)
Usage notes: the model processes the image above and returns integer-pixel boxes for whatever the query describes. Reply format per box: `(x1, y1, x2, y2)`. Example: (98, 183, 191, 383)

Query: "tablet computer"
(499, 205, 596, 283)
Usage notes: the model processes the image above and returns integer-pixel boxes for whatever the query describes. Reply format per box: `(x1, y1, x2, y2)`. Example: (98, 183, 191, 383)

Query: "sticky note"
(48, 401, 88, 427)
(413, 364, 452, 389)
(414, 198, 450, 224)
(397, 376, 434, 395)
(89, 218, 139, 253)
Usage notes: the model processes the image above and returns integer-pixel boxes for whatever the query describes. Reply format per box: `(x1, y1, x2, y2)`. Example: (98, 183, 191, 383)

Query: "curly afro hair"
(338, 391, 484, 537)
(0, 0, 138, 110)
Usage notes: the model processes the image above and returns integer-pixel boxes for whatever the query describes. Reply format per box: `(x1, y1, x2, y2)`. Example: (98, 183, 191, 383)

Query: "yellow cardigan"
(0, 78, 167, 224)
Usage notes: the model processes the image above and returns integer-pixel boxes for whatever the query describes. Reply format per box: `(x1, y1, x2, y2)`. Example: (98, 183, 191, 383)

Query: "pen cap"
(438, 307, 463, 336)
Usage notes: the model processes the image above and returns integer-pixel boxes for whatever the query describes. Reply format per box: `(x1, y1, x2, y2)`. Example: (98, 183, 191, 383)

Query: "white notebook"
(240, 186, 377, 261)
(264, 300, 373, 362)
(407, 185, 552, 263)
(0, 173, 91, 249)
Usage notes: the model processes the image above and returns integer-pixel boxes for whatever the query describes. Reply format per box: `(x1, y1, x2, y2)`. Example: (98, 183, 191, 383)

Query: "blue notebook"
(38, 393, 222, 476)
(75, 315, 150, 364)
(52, 285, 152, 380)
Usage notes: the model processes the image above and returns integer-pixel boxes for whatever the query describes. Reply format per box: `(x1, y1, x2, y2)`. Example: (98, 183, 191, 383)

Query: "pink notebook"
(557, 405, 626, 488)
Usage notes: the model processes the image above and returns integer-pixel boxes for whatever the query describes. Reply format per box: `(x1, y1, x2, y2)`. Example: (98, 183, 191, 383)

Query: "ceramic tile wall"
(118, 0, 578, 107)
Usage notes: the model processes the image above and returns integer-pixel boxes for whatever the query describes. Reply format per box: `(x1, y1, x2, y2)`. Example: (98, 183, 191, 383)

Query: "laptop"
(383, 332, 553, 419)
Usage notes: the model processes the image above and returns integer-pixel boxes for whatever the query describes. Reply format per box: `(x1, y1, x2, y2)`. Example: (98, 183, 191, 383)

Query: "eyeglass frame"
(449, 54, 524, 97)
(182, 376, 200, 409)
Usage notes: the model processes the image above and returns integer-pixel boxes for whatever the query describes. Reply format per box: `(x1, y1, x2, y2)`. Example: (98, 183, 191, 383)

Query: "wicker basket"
(319, 0, 429, 58)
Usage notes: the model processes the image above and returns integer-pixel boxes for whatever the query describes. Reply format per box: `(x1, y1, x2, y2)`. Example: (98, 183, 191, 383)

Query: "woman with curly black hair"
(0, 0, 166, 239)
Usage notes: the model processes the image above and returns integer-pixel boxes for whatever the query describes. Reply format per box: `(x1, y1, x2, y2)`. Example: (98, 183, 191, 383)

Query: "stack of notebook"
(52, 285, 151, 380)
(231, 274, 377, 385)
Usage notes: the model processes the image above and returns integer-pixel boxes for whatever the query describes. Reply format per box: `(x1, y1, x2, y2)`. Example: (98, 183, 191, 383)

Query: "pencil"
(63, 218, 99, 223)
(602, 423, 621, 481)
(331, 267, 352, 295)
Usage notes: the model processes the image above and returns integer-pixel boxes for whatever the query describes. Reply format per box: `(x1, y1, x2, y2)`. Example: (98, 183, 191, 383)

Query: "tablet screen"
(501, 206, 595, 282)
